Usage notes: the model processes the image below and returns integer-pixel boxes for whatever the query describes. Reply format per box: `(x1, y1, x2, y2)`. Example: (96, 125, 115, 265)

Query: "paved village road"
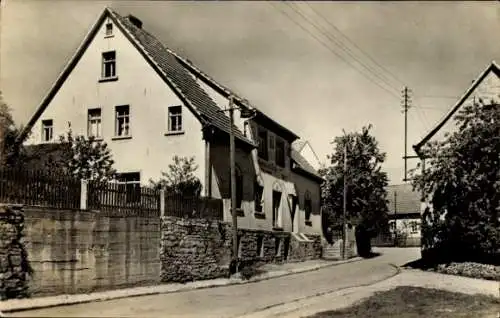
(8, 248, 420, 318)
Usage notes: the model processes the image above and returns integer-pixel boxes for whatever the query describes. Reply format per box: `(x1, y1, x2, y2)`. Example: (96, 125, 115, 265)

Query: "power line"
(267, 2, 400, 100)
(303, 1, 406, 87)
(416, 95, 460, 99)
(285, 2, 401, 95)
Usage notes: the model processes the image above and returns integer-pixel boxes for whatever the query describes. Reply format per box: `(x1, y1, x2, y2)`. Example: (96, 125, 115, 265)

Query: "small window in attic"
(105, 23, 113, 37)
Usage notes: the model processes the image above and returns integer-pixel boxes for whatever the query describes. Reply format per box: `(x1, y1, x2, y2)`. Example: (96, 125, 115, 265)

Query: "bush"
(229, 259, 265, 280)
(435, 262, 500, 281)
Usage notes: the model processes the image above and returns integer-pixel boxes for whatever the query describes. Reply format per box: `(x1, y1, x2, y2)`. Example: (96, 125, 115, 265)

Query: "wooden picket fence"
(0, 169, 81, 209)
(0, 169, 224, 219)
(164, 194, 224, 219)
(87, 181, 161, 217)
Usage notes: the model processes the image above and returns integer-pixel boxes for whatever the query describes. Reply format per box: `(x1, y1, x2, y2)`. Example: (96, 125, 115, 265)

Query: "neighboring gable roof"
(291, 148, 324, 183)
(386, 183, 421, 215)
(292, 139, 322, 169)
(413, 61, 500, 156)
(18, 7, 254, 147)
(292, 140, 307, 152)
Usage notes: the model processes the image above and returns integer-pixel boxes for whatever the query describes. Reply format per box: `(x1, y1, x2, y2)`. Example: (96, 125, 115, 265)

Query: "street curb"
(238, 263, 402, 318)
(1, 257, 363, 314)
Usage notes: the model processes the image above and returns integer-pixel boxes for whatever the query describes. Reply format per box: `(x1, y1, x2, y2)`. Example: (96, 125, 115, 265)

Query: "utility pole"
(402, 86, 412, 182)
(393, 191, 397, 246)
(342, 141, 347, 260)
(219, 96, 256, 273)
(228, 96, 239, 269)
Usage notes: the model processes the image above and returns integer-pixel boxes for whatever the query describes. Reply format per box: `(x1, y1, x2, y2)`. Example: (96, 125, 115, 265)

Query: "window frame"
(115, 172, 141, 203)
(41, 119, 53, 142)
(275, 138, 285, 167)
(102, 51, 116, 79)
(167, 105, 183, 133)
(105, 23, 113, 37)
(87, 108, 102, 139)
(257, 128, 268, 160)
(410, 221, 419, 233)
(254, 181, 264, 213)
(272, 190, 282, 228)
(304, 191, 312, 224)
(115, 105, 130, 138)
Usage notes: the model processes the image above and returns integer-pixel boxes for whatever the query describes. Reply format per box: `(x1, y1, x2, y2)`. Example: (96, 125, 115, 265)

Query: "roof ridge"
(110, 9, 254, 146)
(413, 61, 500, 155)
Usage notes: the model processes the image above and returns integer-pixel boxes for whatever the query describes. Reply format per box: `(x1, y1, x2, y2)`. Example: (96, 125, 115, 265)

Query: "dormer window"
(105, 23, 113, 37)
(101, 51, 116, 79)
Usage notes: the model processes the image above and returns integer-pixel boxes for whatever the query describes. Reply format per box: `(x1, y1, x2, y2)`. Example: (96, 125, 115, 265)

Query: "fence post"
(160, 188, 165, 217)
(80, 179, 88, 210)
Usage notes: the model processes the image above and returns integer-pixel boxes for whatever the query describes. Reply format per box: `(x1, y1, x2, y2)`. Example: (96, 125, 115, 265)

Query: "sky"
(1, 1, 499, 184)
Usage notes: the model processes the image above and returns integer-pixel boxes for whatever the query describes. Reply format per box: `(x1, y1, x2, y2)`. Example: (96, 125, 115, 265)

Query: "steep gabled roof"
(386, 184, 421, 215)
(169, 37, 300, 142)
(19, 7, 254, 147)
(413, 61, 500, 157)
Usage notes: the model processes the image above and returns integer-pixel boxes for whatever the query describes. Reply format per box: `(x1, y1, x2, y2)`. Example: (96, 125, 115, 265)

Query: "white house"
(19, 8, 325, 237)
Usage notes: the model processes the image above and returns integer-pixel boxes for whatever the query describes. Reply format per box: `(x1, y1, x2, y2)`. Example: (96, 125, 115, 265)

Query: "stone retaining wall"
(0, 205, 30, 300)
(160, 217, 324, 283)
(0, 206, 325, 299)
(0, 205, 161, 298)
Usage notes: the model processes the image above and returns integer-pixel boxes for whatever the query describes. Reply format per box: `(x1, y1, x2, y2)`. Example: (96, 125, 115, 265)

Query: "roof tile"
(111, 11, 253, 146)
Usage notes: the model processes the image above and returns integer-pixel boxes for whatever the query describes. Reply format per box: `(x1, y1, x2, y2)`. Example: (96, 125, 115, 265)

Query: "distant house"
(19, 8, 324, 238)
(386, 184, 421, 247)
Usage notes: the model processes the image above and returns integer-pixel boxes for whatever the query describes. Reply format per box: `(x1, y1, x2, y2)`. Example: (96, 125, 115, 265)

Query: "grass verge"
(308, 286, 499, 318)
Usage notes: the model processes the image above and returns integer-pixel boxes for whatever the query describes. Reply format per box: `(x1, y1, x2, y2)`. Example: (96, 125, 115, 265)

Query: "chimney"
(126, 14, 143, 29)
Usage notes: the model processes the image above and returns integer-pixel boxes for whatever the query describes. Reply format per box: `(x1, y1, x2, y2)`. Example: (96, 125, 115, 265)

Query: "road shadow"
(360, 251, 382, 259)
(402, 258, 433, 269)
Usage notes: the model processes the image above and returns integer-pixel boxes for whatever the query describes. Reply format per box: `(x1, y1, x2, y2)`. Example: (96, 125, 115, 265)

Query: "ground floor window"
(409, 221, 419, 233)
(272, 191, 282, 228)
(254, 182, 264, 213)
(115, 172, 141, 203)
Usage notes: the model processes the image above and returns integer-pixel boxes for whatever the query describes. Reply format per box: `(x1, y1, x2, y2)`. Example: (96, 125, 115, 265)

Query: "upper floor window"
(304, 191, 312, 224)
(115, 105, 130, 137)
(41, 119, 53, 142)
(102, 51, 116, 79)
(105, 23, 113, 36)
(168, 106, 182, 132)
(275, 138, 285, 167)
(258, 128, 268, 160)
(88, 108, 102, 138)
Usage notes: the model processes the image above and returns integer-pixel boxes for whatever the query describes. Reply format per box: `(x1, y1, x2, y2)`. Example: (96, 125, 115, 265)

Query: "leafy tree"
(320, 125, 389, 242)
(150, 155, 202, 196)
(55, 129, 116, 182)
(412, 98, 499, 263)
(0, 92, 25, 167)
